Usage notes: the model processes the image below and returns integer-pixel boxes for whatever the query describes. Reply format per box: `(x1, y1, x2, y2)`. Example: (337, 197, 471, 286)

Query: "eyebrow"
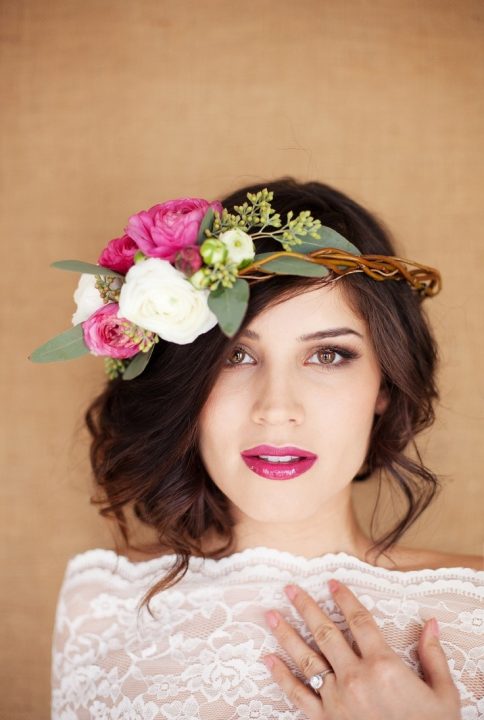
(239, 327, 364, 342)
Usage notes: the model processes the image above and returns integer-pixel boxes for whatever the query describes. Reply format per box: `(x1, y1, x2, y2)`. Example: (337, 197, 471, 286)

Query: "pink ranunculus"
(125, 198, 223, 263)
(98, 234, 139, 274)
(82, 303, 142, 358)
(174, 244, 203, 276)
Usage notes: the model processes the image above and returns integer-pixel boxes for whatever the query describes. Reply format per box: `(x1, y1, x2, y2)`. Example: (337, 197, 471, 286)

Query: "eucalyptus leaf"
(237, 257, 253, 271)
(122, 345, 155, 381)
(293, 225, 362, 257)
(208, 278, 250, 337)
(29, 324, 90, 363)
(253, 253, 330, 277)
(51, 260, 124, 279)
(196, 208, 215, 245)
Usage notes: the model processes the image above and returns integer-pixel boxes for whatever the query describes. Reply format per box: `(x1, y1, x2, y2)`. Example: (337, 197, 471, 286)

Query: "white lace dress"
(51, 546, 484, 720)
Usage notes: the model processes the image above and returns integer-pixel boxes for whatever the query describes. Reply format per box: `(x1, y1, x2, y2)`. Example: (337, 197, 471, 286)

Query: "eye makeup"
(224, 343, 361, 370)
(306, 345, 361, 370)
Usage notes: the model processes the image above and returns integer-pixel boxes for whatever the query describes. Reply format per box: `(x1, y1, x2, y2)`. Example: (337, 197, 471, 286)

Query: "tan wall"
(1, 0, 483, 716)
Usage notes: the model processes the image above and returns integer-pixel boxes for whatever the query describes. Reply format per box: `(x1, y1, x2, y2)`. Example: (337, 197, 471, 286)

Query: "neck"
(200, 495, 380, 564)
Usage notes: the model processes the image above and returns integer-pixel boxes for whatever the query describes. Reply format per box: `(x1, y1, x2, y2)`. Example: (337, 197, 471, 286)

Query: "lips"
(240, 444, 318, 481)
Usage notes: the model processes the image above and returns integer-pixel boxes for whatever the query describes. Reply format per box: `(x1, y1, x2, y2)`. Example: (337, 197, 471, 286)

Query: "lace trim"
(64, 546, 484, 597)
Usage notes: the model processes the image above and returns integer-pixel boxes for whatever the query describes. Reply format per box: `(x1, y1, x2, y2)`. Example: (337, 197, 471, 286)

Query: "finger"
(264, 609, 333, 679)
(283, 584, 357, 673)
(262, 653, 328, 720)
(418, 618, 461, 705)
(326, 580, 392, 657)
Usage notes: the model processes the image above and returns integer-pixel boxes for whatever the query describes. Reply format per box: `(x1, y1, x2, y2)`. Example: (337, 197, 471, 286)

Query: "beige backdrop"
(1, 0, 483, 717)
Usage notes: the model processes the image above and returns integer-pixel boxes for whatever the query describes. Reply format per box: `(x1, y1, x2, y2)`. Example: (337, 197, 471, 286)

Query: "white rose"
(118, 257, 218, 344)
(219, 229, 255, 265)
(71, 273, 104, 325)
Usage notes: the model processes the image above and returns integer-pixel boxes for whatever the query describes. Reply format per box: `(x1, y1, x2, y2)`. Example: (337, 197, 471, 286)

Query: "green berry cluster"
(209, 189, 282, 235)
(205, 261, 239, 291)
(120, 322, 160, 353)
(232, 189, 282, 229)
(95, 275, 121, 303)
(194, 262, 239, 292)
(104, 357, 128, 380)
(206, 188, 321, 252)
(278, 210, 322, 252)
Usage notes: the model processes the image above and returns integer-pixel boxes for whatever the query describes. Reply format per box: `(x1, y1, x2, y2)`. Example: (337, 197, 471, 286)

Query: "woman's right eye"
(225, 346, 254, 367)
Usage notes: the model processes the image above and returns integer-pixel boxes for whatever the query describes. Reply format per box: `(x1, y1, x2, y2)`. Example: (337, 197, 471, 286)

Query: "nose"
(250, 367, 304, 426)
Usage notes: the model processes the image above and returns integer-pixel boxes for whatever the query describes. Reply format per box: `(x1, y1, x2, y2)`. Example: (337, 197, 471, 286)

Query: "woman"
(36, 179, 482, 719)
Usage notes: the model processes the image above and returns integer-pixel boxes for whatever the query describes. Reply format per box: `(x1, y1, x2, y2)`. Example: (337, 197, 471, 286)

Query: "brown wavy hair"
(85, 177, 440, 609)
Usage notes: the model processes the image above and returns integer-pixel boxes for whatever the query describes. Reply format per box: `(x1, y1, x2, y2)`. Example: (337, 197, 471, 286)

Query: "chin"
(239, 500, 316, 524)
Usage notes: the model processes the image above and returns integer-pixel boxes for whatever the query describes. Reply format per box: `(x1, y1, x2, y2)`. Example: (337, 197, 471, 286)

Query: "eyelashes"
(308, 345, 360, 370)
(224, 344, 361, 371)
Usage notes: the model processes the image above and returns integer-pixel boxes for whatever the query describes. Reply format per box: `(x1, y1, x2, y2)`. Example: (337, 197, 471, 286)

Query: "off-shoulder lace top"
(51, 546, 483, 719)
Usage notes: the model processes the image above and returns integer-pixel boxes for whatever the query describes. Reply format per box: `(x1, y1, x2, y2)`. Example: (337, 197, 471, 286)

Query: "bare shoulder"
(379, 545, 484, 571)
(432, 551, 484, 571)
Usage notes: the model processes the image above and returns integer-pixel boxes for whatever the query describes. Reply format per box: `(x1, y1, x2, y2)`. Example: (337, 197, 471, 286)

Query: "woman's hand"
(262, 579, 461, 720)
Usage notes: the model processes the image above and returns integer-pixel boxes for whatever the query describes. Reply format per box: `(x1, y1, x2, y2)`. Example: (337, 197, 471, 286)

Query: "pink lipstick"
(240, 444, 317, 481)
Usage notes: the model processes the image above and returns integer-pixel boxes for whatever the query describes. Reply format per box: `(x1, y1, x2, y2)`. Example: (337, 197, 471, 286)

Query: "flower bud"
(134, 250, 147, 264)
(200, 238, 228, 266)
(174, 245, 203, 276)
(189, 267, 211, 290)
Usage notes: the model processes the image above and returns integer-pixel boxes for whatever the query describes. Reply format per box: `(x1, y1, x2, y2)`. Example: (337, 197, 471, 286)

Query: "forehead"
(242, 283, 366, 340)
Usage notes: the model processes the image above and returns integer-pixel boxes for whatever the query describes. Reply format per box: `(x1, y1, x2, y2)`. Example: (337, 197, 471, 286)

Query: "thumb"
(418, 618, 455, 696)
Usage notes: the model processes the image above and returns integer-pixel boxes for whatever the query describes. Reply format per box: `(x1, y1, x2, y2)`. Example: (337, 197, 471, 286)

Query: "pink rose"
(82, 303, 142, 358)
(98, 234, 138, 274)
(125, 198, 223, 263)
(174, 244, 203, 276)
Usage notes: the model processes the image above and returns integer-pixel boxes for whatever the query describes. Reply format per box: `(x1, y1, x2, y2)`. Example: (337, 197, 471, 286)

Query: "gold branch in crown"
(238, 248, 441, 297)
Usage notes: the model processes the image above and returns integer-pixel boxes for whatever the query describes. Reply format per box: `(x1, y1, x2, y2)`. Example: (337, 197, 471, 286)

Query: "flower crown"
(29, 189, 441, 381)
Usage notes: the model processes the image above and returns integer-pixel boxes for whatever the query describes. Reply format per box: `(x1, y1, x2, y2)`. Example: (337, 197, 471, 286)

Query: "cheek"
(309, 380, 380, 459)
(198, 389, 245, 461)
(340, 384, 380, 421)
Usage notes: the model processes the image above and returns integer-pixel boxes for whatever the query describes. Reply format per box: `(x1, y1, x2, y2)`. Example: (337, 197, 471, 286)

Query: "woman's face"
(198, 282, 389, 528)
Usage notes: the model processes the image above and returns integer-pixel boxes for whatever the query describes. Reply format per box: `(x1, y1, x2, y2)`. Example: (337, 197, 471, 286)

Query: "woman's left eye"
(306, 346, 359, 369)
(225, 347, 253, 366)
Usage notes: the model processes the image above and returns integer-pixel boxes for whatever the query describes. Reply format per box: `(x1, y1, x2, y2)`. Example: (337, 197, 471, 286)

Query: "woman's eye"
(307, 346, 354, 368)
(225, 347, 254, 366)
(225, 347, 359, 370)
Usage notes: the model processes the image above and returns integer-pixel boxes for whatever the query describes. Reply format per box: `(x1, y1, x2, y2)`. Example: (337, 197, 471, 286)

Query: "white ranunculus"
(118, 257, 218, 344)
(219, 228, 255, 265)
(72, 273, 104, 325)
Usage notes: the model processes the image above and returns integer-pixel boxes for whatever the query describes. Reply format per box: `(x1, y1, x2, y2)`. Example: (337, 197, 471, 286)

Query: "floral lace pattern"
(51, 547, 484, 719)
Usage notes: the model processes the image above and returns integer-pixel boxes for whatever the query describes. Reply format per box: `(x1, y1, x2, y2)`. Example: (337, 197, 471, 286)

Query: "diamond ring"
(308, 668, 335, 691)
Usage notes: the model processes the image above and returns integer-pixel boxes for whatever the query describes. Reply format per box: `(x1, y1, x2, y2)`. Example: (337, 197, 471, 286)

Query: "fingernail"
(262, 655, 274, 670)
(429, 618, 440, 638)
(284, 584, 298, 601)
(328, 579, 340, 593)
(265, 610, 280, 629)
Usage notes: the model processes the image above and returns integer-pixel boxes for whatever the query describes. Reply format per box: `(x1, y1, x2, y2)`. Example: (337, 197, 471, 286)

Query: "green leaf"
(29, 324, 90, 363)
(253, 253, 330, 277)
(196, 208, 215, 245)
(209, 285, 225, 298)
(122, 345, 155, 380)
(293, 225, 362, 257)
(237, 257, 254, 271)
(51, 260, 124, 278)
(208, 278, 250, 337)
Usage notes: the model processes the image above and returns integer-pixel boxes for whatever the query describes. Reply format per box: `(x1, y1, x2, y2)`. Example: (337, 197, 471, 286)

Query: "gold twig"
(238, 249, 441, 297)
